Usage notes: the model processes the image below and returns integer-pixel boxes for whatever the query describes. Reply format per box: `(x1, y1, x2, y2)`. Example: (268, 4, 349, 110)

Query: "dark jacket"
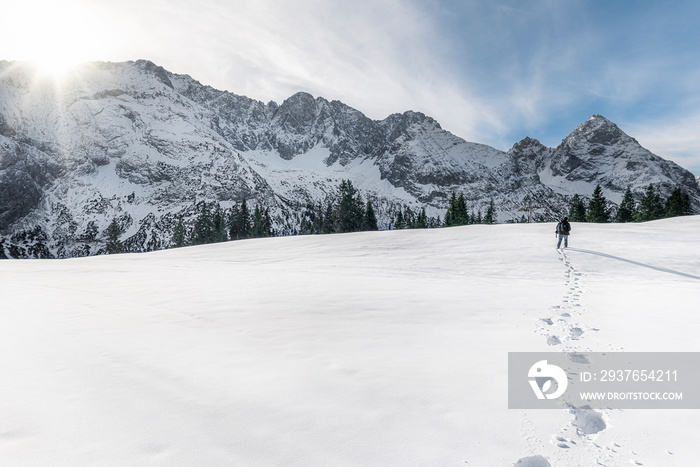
(556, 221, 571, 235)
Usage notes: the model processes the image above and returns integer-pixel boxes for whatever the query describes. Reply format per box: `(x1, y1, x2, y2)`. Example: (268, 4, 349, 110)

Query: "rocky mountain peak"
(0, 60, 698, 259)
(509, 137, 547, 158)
(563, 114, 630, 147)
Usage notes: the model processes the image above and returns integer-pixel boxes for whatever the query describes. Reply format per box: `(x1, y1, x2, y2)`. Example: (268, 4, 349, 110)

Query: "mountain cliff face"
(0, 60, 698, 258)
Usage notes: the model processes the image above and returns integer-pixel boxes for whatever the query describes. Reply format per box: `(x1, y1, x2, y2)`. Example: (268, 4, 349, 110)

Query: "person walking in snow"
(556, 217, 571, 249)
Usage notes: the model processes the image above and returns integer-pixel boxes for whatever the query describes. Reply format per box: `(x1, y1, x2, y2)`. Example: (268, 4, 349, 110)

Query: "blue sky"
(2, 0, 699, 174)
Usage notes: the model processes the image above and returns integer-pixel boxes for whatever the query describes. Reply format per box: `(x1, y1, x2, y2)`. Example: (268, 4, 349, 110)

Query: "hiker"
(555, 217, 571, 249)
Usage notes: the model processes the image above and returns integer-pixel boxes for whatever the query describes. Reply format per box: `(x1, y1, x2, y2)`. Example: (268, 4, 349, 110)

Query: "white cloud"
(3, 0, 699, 175)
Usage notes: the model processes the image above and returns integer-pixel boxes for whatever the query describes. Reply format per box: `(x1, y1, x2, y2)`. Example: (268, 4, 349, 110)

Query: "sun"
(30, 53, 85, 81)
(3, 0, 104, 81)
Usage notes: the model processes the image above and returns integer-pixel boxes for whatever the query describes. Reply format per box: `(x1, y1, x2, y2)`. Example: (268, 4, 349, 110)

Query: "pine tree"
(483, 199, 496, 224)
(228, 199, 251, 240)
(228, 204, 240, 239)
(363, 201, 379, 231)
(444, 193, 457, 226)
(250, 204, 265, 238)
(192, 201, 214, 245)
(416, 207, 428, 229)
(444, 192, 469, 226)
(212, 204, 228, 242)
(455, 194, 468, 225)
(616, 186, 635, 223)
(263, 208, 273, 237)
(172, 215, 187, 247)
(106, 218, 122, 254)
(404, 206, 416, 229)
(238, 199, 251, 238)
(568, 194, 587, 222)
(635, 184, 664, 222)
(586, 185, 609, 223)
(394, 209, 406, 230)
(664, 187, 692, 218)
(322, 202, 335, 234)
(334, 180, 364, 233)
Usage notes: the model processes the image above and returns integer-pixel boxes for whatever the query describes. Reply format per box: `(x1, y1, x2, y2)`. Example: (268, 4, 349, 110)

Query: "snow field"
(0, 216, 699, 465)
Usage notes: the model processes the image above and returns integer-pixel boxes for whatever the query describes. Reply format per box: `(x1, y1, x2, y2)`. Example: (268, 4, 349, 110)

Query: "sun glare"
(3, 1, 106, 82)
(30, 55, 83, 81)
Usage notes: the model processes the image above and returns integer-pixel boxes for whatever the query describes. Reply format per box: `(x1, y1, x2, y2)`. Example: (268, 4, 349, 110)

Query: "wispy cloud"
(2, 0, 699, 172)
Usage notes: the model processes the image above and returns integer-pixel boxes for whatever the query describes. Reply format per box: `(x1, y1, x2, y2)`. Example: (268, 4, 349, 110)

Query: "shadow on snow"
(566, 248, 700, 281)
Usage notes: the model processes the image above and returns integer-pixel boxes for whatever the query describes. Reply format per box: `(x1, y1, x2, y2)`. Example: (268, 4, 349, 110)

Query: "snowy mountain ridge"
(0, 59, 698, 257)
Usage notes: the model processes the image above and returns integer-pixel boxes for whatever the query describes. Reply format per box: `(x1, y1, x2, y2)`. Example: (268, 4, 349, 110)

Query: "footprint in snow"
(514, 455, 551, 467)
(547, 335, 562, 346)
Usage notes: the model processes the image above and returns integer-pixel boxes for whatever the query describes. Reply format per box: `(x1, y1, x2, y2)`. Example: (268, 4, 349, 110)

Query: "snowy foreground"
(1, 217, 699, 466)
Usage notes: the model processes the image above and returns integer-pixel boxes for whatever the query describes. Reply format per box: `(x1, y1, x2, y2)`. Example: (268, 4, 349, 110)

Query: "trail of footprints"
(517, 250, 635, 467)
(536, 251, 591, 352)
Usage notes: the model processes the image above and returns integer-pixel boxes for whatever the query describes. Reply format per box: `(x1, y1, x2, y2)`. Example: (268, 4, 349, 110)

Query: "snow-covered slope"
(1, 60, 698, 257)
(1, 217, 699, 465)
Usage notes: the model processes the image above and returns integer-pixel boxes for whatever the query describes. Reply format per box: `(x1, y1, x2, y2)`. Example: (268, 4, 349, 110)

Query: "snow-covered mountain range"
(1, 59, 698, 257)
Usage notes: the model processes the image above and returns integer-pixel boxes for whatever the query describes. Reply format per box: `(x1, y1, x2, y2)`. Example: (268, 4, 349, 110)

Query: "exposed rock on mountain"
(0, 60, 697, 258)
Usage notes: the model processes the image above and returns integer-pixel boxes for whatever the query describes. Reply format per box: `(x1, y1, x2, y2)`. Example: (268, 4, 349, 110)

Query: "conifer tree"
(635, 184, 664, 222)
(322, 202, 335, 234)
(569, 194, 587, 222)
(394, 209, 406, 230)
(363, 201, 379, 231)
(444, 192, 470, 226)
(106, 218, 122, 254)
(251, 205, 264, 238)
(228, 199, 251, 240)
(416, 207, 428, 229)
(404, 206, 416, 228)
(586, 185, 609, 223)
(616, 186, 635, 223)
(263, 208, 273, 237)
(228, 204, 240, 239)
(455, 194, 468, 225)
(212, 204, 228, 242)
(444, 193, 458, 226)
(172, 215, 187, 247)
(193, 201, 214, 245)
(484, 199, 497, 224)
(664, 187, 692, 218)
(238, 199, 251, 238)
(334, 180, 364, 233)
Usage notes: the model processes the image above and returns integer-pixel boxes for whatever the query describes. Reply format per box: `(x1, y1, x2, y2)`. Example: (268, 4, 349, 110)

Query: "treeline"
(299, 180, 444, 234)
(172, 199, 273, 247)
(569, 184, 693, 223)
(443, 193, 496, 226)
(299, 180, 379, 234)
(393, 206, 441, 229)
